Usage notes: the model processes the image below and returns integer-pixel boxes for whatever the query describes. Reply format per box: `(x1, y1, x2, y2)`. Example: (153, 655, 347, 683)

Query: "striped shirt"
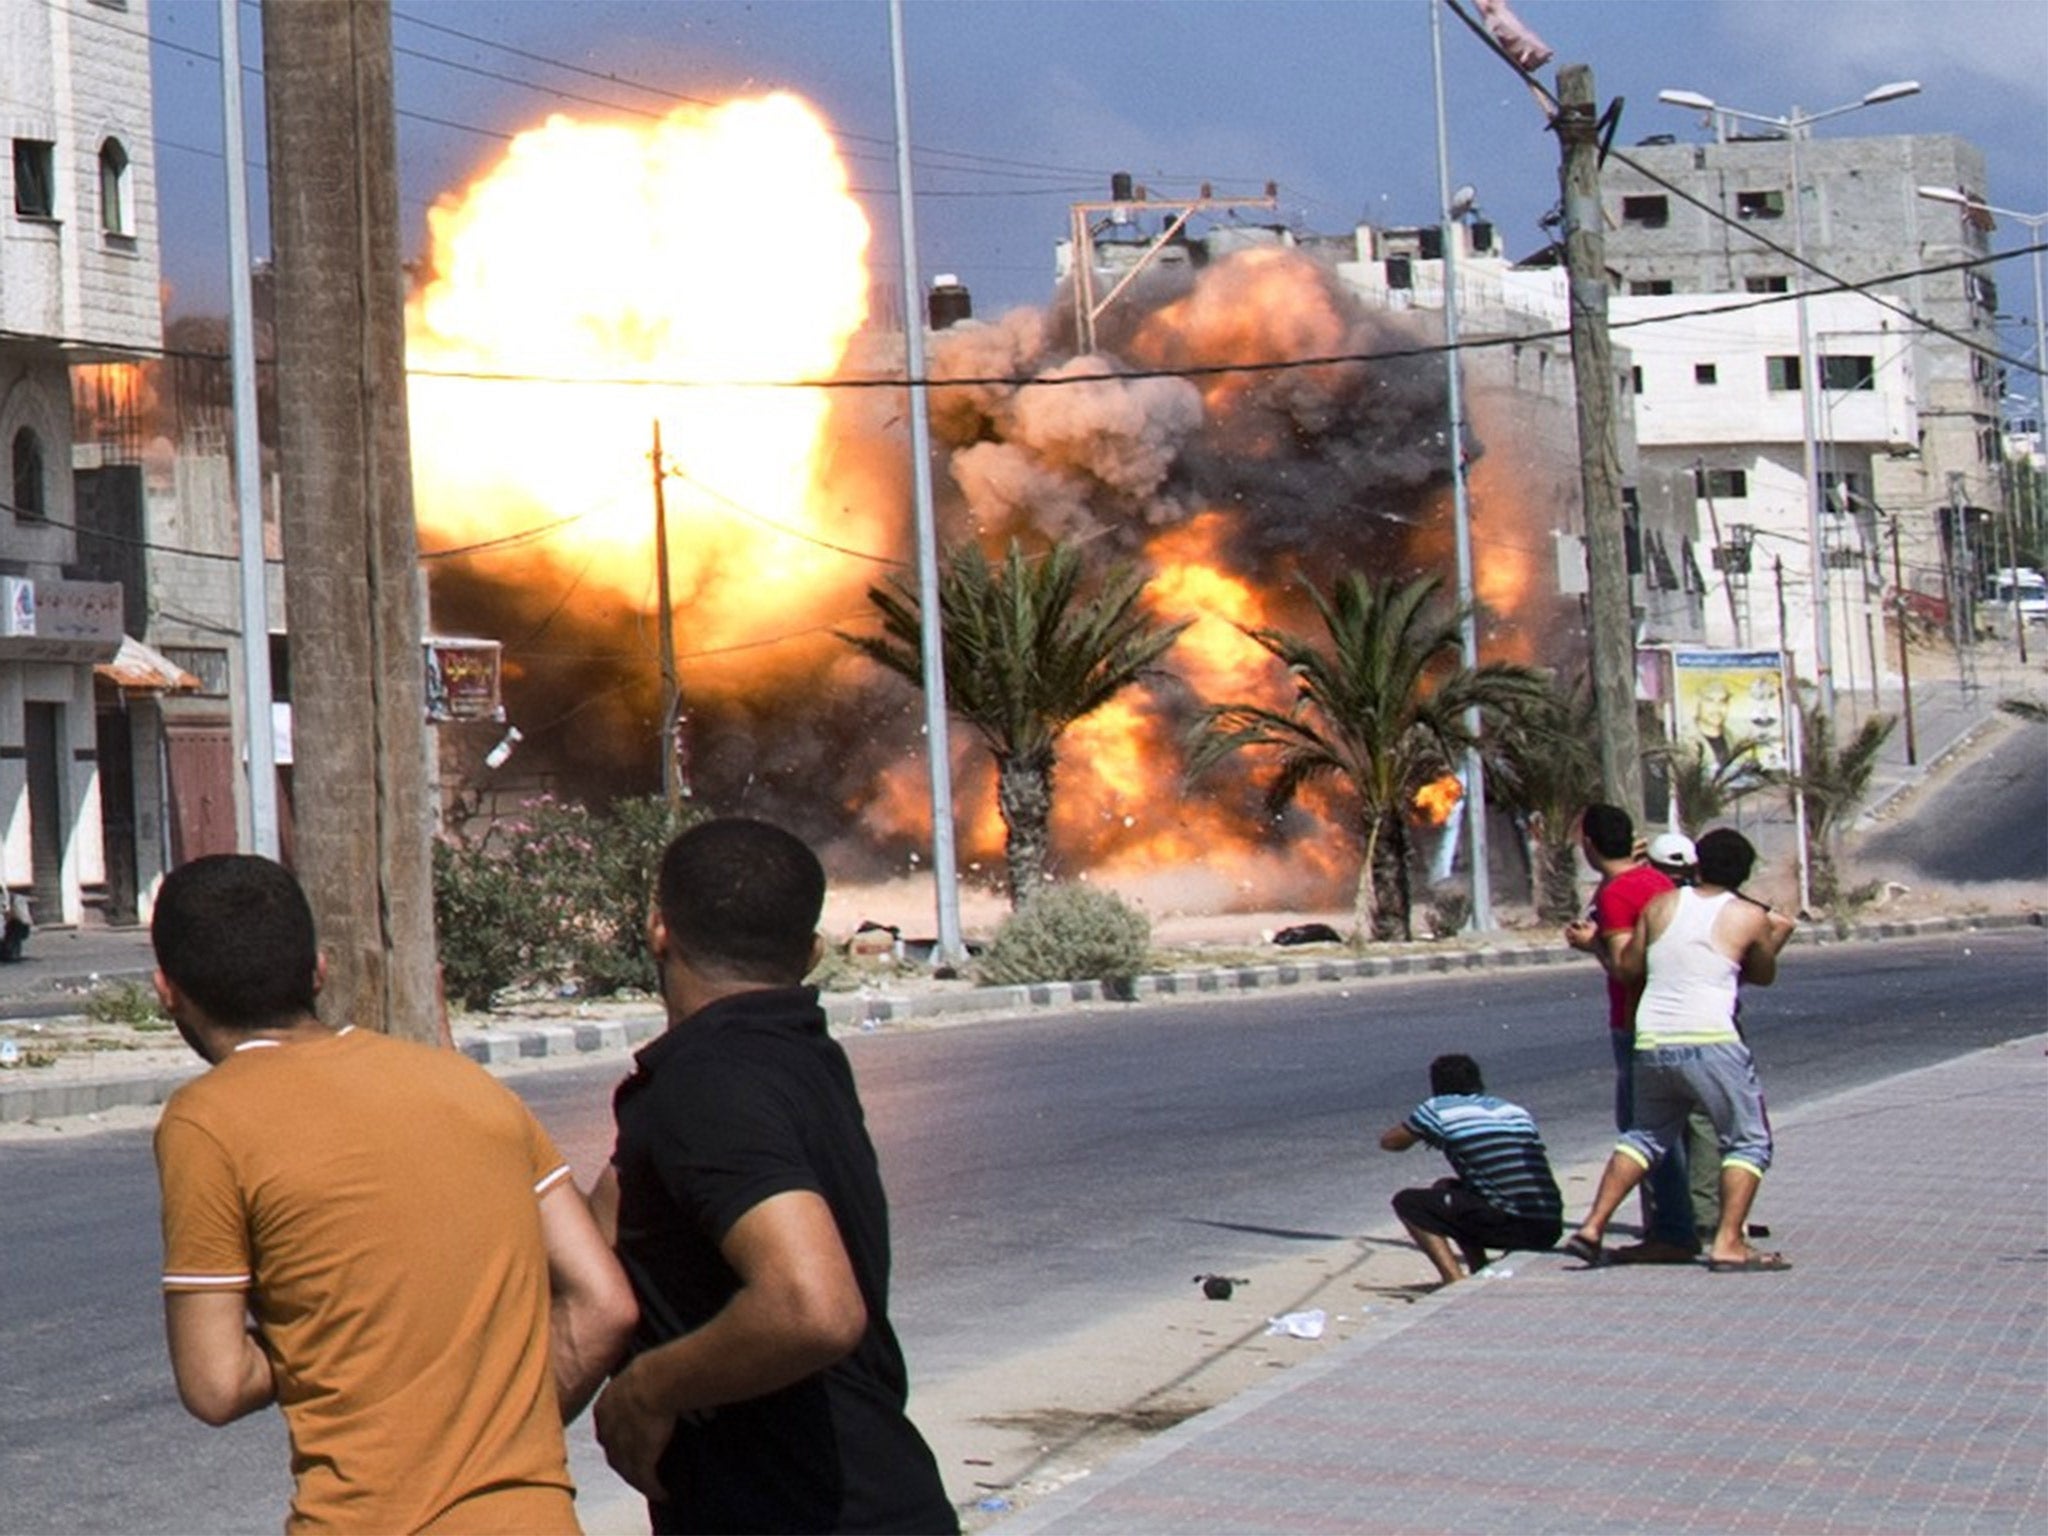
(1404, 1094, 1564, 1222)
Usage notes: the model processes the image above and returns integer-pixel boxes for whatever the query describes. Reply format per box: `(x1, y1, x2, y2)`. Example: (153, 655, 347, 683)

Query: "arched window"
(12, 428, 45, 519)
(99, 138, 131, 236)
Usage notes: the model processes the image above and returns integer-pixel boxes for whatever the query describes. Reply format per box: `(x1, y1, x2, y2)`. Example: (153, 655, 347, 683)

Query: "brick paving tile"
(999, 1035, 2047, 1534)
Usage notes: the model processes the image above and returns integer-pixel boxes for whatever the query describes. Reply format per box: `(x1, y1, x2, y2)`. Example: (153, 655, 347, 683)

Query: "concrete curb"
(6, 911, 2035, 1128)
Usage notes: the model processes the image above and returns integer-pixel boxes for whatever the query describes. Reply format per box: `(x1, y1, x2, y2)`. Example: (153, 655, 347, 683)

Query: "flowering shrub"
(433, 795, 702, 1011)
(975, 882, 1151, 992)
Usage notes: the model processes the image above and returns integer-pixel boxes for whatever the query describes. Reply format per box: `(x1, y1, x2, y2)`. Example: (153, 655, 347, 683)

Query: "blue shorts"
(1619, 1042, 1773, 1179)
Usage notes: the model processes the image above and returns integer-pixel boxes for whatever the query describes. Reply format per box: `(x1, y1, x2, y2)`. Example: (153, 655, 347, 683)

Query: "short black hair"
(1580, 803, 1634, 859)
(151, 855, 319, 1029)
(1429, 1053, 1485, 1097)
(657, 818, 825, 985)
(1695, 827, 1757, 890)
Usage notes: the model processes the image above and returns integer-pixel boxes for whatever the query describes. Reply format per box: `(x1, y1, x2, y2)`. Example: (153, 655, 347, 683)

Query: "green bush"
(433, 795, 702, 1011)
(84, 979, 164, 1028)
(976, 882, 1151, 991)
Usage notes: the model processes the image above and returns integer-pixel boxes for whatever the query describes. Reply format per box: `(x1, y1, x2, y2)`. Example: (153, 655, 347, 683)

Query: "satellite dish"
(1450, 184, 1479, 219)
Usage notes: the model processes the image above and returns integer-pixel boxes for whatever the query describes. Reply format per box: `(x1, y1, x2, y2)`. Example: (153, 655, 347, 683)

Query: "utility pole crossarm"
(1070, 186, 1279, 354)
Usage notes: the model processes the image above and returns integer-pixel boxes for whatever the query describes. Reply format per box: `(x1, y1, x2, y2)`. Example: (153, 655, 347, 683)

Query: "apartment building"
(3, 0, 176, 922)
(1600, 128, 2001, 629)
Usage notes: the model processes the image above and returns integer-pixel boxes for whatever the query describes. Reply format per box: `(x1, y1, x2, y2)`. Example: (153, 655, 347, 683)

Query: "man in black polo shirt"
(591, 818, 955, 1534)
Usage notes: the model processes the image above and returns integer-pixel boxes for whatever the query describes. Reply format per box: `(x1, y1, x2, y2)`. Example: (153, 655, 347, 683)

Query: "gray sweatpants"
(1619, 1042, 1773, 1180)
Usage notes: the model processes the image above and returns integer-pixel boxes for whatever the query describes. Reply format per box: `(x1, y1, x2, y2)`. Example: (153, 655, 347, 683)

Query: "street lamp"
(1429, 0, 1491, 930)
(1658, 81, 1921, 720)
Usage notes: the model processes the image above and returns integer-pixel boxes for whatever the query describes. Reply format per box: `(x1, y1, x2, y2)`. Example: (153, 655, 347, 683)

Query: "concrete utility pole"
(217, 0, 278, 859)
(1556, 64, 1644, 818)
(262, 0, 438, 1040)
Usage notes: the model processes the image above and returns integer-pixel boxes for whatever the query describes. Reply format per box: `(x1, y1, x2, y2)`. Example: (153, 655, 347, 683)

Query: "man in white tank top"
(1561, 829, 1799, 1274)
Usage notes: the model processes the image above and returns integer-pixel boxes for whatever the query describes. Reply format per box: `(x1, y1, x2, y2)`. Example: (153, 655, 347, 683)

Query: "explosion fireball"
(409, 94, 1567, 908)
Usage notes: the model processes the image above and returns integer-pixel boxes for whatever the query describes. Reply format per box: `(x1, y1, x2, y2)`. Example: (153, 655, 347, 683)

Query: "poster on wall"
(1669, 649, 1788, 774)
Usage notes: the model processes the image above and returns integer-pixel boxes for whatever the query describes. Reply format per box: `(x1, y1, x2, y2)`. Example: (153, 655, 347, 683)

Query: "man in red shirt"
(1562, 803, 1698, 1263)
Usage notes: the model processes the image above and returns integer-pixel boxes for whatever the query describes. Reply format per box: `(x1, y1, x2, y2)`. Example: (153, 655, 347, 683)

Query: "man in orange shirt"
(151, 855, 637, 1533)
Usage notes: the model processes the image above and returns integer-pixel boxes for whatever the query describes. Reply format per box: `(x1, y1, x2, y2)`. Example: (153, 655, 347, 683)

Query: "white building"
(3, 0, 171, 923)
(1616, 290, 1921, 695)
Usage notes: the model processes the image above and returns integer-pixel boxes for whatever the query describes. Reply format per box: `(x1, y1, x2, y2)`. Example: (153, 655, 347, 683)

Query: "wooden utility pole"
(262, 0, 437, 1040)
(650, 421, 683, 811)
(1556, 64, 1644, 818)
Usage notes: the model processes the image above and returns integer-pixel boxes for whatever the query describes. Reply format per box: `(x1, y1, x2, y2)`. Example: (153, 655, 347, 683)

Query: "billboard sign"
(1669, 649, 1788, 775)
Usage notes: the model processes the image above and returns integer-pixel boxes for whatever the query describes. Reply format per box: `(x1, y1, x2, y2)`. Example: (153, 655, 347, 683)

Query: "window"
(1735, 190, 1785, 220)
(1620, 195, 1669, 228)
(1767, 355, 1802, 391)
(1745, 274, 1790, 294)
(12, 428, 46, 518)
(12, 139, 56, 218)
(1968, 272, 1998, 313)
(1628, 278, 1674, 295)
(1630, 365, 1644, 395)
(1693, 363, 1718, 386)
(1693, 466, 1748, 500)
(1820, 354, 1876, 392)
(1818, 471, 1867, 515)
(162, 647, 231, 696)
(99, 138, 131, 236)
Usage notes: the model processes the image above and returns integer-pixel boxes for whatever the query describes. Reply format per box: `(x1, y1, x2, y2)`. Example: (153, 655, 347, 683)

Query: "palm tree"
(841, 540, 1189, 906)
(1489, 674, 1601, 924)
(1648, 737, 1767, 827)
(1189, 572, 1548, 941)
(1772, 704, 1895, 913)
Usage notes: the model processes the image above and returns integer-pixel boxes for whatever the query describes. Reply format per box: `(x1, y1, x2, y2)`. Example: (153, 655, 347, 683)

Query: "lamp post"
(1429, 0, 1491, 930)
(1658, 81, 1920, 721)
(1918, 184, 2048, 560)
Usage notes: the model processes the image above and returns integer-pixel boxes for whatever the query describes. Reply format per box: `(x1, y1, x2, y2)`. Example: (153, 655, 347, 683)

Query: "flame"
(1412, 773, 1463, 828)
(398, 111, 1568, 915)
(405, 96, 876, 683)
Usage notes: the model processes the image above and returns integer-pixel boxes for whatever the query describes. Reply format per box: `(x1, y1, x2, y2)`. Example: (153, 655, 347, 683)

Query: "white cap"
(1648, 831, 1697, 868)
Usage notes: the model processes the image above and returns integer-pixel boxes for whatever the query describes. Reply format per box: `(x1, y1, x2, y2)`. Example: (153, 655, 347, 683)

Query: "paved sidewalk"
(998, 1033, 2048, 1534)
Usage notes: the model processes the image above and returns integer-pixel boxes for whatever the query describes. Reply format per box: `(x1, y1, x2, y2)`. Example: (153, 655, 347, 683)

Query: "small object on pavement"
(1265, 1308, 1327, 1339)
(1747, 1223, 1771, 1238)
(1273, 922, 1343, 947)
(1194, 1273, 1247, 1300)
(0, 1038, 18, 1067)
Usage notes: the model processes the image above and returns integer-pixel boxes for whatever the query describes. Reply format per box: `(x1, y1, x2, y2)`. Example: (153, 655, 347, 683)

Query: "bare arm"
(164, 1291, 274, 1427)
(587, 1164, 621, 1248)
(1738, 909, 1799, 987)
(593, 1189, 866, 1500)
(540, 1180, 639, 1424)
(1379, 1123, 1420, 1152)
(1613, 904, 1656, 985)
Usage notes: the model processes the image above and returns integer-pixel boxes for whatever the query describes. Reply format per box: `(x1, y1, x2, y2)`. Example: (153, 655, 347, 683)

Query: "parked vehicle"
(1986, 567, 2048, 625)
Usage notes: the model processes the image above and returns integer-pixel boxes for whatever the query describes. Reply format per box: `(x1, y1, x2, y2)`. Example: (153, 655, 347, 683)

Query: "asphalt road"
(1859, 716, 2048, 883)
(3, 928, 2041, 1533)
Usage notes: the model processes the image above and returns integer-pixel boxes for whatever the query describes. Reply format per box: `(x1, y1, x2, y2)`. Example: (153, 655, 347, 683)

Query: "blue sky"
(146, 0, 2046, 325)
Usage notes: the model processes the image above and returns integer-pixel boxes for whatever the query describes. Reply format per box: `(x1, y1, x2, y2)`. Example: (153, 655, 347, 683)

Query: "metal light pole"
(1429, 0, 1491, 930)
(218, 0, 279, 858)
(1659, 81, 1921, 721)
(887, 0, 965, 967)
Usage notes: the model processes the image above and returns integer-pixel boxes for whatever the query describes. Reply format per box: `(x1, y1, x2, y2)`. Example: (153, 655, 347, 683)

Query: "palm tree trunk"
(1353, 815, 1382, 945)
(996, 751, 1055, 908)
(1371, 813, 1410, 942)
(1531, 822, 1581, 924)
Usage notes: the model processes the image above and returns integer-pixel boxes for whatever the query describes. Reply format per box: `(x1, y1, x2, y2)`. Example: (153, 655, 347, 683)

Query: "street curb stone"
(2, 911, 2037, 1127)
